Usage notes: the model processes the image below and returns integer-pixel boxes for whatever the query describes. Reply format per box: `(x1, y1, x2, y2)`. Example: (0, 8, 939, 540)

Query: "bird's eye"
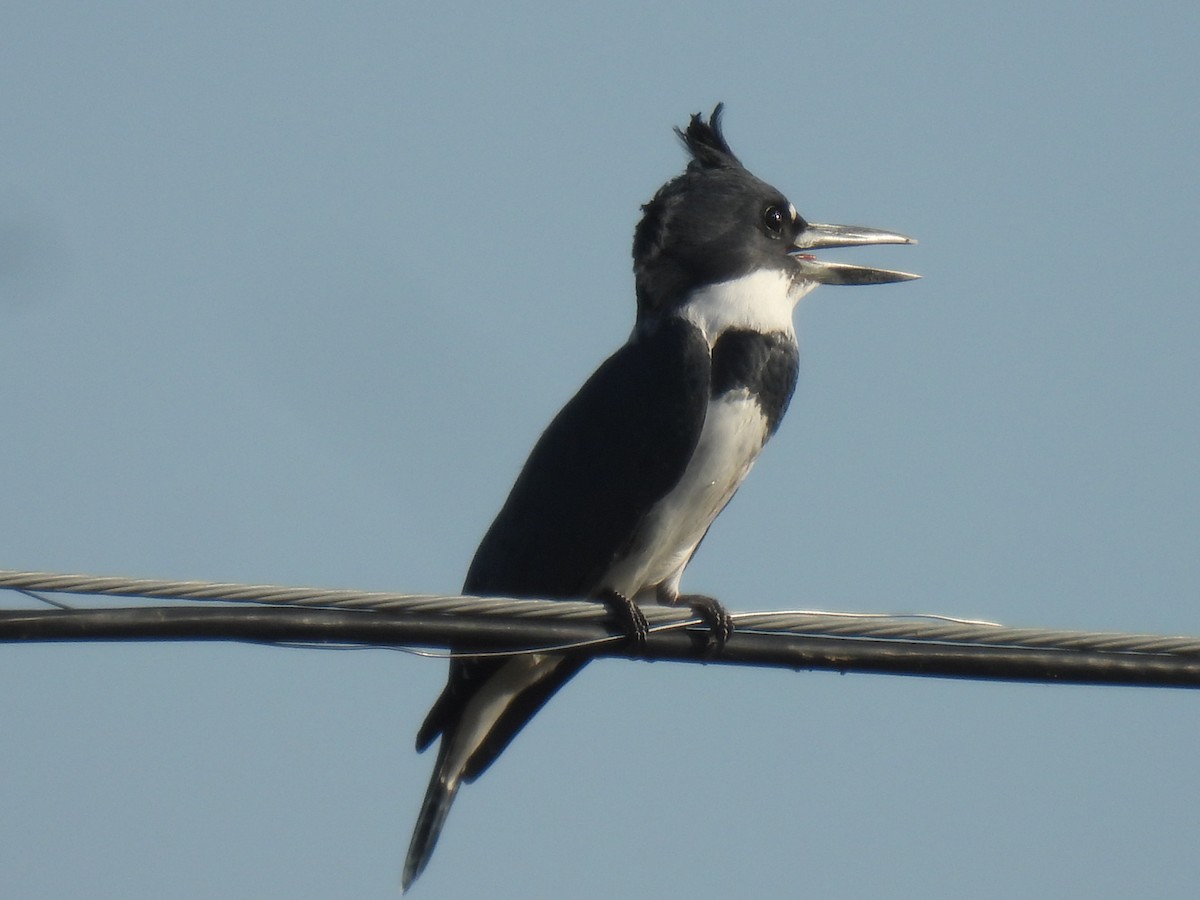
(763, 205, 785, 237)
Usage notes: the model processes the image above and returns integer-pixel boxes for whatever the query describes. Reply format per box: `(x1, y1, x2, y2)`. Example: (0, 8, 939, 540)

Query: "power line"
(1, 568, 1199, 688)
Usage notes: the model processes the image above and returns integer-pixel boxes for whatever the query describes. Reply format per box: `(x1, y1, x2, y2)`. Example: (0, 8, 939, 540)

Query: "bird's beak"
(788, 222, 920, 285)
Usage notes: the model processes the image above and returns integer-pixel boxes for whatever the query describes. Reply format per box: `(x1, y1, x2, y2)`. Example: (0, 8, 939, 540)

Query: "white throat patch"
(678, 269, 813, 347)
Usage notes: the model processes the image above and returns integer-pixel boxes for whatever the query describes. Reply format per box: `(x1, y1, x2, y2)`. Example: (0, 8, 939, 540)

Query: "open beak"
(788, 222, 920, 285)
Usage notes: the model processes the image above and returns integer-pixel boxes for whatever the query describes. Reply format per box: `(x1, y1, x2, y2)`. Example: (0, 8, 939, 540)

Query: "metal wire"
(2, 568, 1197, 659)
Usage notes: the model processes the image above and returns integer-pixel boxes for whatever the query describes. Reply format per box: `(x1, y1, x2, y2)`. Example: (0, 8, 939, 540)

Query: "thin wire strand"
(6, 588, 74, 610)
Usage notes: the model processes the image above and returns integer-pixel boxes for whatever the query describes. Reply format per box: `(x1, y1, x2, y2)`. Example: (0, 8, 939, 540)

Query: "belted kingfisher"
(402, 104, 917, 890)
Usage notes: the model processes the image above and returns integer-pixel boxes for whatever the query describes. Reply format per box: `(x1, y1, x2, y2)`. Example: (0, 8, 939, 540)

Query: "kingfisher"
(402, 105, 917, 890)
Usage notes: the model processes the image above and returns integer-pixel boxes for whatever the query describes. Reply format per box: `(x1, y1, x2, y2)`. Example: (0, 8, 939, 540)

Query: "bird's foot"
(661, 592, 733, 654)
(598, 589, 648, 652)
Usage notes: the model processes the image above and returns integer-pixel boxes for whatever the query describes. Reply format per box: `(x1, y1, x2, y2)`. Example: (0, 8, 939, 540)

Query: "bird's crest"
(676, 103, 742, 171)
(632, 103, 747, 316)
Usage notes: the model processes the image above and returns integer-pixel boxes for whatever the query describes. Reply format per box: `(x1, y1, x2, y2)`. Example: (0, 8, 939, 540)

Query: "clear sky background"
(3, 2, 1199, 898)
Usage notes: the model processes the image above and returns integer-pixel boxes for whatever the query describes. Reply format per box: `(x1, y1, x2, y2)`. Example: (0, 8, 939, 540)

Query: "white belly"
(605, 388, 770, 599)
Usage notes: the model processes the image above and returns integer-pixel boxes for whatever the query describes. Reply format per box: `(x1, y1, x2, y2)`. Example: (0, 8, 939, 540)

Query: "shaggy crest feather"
(675, 103, 742, 170)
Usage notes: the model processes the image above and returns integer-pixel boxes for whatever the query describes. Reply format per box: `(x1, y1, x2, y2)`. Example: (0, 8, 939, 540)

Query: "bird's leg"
(597, 589, 649, 651)
(657, 587, 734, 653)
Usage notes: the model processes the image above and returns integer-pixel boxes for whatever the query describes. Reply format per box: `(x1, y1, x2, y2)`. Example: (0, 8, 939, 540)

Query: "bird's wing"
(402, 318, 710, 890)
(418, 315, 711, 769)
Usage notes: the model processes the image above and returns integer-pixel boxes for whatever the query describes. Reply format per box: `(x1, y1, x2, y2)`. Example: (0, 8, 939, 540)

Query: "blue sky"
(3, 2, 1199, 897)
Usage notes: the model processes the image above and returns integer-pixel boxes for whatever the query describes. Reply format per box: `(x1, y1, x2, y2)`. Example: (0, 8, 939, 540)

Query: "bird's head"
(632, 104, 918, 320)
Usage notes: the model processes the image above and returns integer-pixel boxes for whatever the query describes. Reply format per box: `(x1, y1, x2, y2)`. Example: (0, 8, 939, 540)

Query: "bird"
(402, 104, 918, 891)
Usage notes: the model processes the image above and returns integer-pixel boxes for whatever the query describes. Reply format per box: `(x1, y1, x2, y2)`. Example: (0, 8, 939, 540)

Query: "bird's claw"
(599, 589, 649, 651)
(676, 593, 733, 654)
(656, 590, 733, 654)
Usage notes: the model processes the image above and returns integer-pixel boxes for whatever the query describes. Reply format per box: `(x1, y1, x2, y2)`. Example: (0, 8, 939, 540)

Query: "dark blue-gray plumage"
(402, 105, 917, 891)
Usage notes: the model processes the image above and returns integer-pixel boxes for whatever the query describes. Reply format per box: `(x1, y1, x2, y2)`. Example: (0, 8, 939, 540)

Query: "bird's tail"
(402, 742, 461, 893)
